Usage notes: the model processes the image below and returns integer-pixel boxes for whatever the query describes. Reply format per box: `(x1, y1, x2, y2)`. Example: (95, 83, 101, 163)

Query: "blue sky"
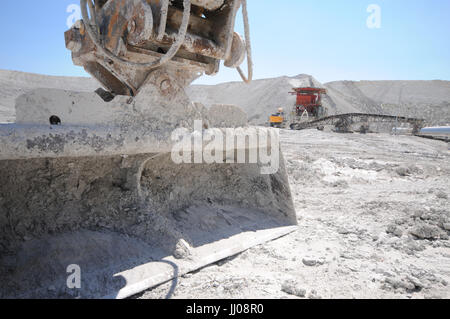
(0, 0, 448, 84)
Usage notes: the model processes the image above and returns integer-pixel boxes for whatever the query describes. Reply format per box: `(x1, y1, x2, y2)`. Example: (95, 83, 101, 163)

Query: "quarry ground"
(138, 129, 450, 299)
(1, 70, 449, 299)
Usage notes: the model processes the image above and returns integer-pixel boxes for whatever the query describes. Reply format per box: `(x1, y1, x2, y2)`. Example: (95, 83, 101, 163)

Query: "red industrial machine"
(290, 87, 327, 118)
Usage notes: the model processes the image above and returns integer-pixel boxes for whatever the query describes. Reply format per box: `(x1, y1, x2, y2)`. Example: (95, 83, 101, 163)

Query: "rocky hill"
(1, 69, 449, 125)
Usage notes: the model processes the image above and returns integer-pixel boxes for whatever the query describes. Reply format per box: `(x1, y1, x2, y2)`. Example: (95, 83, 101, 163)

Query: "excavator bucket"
(0, 89, 296, 299)
(0, 0, 297, 298)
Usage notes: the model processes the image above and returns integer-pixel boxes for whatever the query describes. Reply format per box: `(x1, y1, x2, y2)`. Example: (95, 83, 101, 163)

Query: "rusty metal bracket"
(69, 0, 252, 96)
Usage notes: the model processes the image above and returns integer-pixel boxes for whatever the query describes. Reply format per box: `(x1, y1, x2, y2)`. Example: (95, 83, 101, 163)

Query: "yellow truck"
(270, 108, 286, 128)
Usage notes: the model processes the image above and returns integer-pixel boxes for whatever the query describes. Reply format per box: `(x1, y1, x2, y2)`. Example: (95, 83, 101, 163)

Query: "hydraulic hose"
(80, 0, 191, 69)
(236, 0, 253, 83)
